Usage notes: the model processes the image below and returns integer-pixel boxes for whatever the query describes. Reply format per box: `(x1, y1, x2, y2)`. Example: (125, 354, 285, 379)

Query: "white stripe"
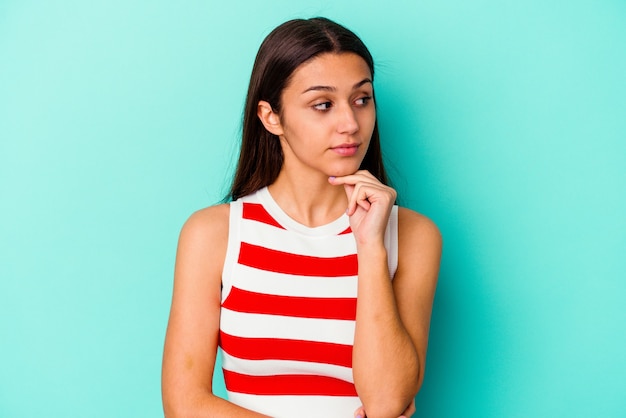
(240, 217, 357, 257)
(221, 351, 354, 382)
(222, 199, 242, 295)
(385, 205, 399, 278)
(223, 263, 358, 300)
(226, 392, 361, 418)
(220, 308, 355, 345)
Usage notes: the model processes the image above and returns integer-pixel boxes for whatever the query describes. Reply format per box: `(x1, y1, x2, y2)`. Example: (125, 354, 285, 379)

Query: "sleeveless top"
(219, 187, 398, 417)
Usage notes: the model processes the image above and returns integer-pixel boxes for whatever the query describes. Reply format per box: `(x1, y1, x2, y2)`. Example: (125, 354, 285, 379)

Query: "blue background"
(1, 1, 625, 417)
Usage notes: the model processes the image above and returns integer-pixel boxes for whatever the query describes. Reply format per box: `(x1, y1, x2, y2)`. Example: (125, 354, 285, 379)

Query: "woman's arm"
(161, 205, 269, 418)
(353, 208, 441, 418)
(331, 173, 442, 418)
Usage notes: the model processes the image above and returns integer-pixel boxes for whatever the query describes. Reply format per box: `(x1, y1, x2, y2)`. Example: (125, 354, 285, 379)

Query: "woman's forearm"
(163, 391, 270, 418)
(352, 243, 420, 418)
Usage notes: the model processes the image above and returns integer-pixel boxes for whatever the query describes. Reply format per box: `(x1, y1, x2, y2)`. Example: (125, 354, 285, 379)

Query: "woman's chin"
(328, 164, 363, 178)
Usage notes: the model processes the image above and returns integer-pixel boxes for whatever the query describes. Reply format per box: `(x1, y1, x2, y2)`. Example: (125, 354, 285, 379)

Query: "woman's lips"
(331, 143, 359, 156)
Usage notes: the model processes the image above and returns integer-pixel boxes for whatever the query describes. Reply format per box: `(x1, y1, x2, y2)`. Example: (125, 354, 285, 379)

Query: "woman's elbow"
(162, 391, 187, 418)
(162, 385, 207, 418)
(361, 392, 417, 418)
(162, 399, 181, 418)
(361, 402, 408, 418)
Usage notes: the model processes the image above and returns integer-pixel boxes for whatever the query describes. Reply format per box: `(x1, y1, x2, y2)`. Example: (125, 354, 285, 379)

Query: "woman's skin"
(162, 52, 441, 418)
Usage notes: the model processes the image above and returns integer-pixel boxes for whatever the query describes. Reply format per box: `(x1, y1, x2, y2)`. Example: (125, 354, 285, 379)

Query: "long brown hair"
(229, 17, 389, 201)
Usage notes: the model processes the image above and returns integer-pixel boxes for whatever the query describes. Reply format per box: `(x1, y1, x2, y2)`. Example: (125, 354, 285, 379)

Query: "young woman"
(162, 17, 441, 418)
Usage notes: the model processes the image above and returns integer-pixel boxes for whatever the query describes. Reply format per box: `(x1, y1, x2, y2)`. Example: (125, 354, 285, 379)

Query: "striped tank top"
(219, 187, 398, 417)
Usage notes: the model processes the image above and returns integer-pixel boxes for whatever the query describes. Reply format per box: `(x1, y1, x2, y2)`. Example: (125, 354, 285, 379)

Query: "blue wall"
(1, 1, 624, 416)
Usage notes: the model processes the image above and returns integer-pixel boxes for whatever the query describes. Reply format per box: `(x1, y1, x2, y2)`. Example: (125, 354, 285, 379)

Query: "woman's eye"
(313, 102, 332, 111)
(355, 96, 372, 106)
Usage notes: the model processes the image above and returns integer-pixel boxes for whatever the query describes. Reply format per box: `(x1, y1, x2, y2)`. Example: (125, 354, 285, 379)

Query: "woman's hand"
(329, 170, 397, 247)
(354, 398, 416, 418)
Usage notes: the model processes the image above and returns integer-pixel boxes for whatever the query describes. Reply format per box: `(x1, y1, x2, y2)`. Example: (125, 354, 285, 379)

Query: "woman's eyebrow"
(301, 78, 373, 94)
(302, 85, 336, 93)
(353, 78, 373, 89)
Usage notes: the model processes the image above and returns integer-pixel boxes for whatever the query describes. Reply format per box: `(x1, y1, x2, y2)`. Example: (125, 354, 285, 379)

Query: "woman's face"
(272, 52, 376, 178)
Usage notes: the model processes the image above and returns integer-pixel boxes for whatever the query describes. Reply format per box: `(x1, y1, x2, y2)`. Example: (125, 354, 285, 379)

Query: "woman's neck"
(268, 170, 348, 228)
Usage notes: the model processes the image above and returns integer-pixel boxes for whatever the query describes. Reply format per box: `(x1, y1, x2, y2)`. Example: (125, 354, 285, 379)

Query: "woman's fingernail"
(356, 415, 363, 418)
(329, 176, 336, 181)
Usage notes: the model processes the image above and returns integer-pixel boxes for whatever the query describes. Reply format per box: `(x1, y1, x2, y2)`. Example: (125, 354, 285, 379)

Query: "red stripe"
(242, 203, 284, 229)
(220, 331, 353, 368)
(238, 242, 357, 277)
(222, 286, 356, 320)
(223, 369, 357, 396)
(338, 226, 352, 235)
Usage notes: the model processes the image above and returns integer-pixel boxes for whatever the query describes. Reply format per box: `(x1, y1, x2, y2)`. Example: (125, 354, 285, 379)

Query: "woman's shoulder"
(178, 203, 230, 246)
(171, 204, 230, 288)
(394, 207, 442, 288)
(397, 206, 442, 252)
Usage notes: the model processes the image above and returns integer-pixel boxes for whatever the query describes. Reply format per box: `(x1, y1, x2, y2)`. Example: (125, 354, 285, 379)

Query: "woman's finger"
(347, 182, 387, 215)
(353, 405, 366, 418)
(329, 171, 396, 217)
(329, 171, 379, 188)
(400, 398, 416, 417)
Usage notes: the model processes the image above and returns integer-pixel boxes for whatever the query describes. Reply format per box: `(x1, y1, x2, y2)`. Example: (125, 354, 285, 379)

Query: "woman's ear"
(257, 101, 284, 136)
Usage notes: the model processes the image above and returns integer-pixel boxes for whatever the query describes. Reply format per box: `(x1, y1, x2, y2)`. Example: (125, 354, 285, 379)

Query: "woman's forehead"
(286, 52, 372, 93)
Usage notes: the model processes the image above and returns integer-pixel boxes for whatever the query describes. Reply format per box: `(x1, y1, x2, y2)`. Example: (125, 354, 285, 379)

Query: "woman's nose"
(336, 104, 359, 134)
